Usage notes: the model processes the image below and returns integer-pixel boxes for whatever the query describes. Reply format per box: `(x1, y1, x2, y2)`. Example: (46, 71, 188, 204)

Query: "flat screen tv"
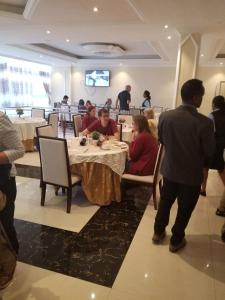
(85, 70, 110, 87)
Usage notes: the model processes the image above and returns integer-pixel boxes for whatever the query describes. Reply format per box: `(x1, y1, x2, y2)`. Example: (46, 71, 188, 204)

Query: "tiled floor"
(1, 159, 225, 299)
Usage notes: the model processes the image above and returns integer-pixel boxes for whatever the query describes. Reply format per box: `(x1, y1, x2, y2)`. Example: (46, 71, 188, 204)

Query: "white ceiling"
(0, 0, 224, 67)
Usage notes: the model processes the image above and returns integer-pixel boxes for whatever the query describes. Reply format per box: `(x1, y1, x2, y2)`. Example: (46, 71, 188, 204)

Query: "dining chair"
(38, 136, 81, 213)
(72, 114, 82, 137)
(36, 125, 55, 138)
(48, 112, 59, 137)
(31, 108, 45, 119)
(121, 144, 164, 210)
(130, 108, 141, 115)
(117, 114, 133, 126)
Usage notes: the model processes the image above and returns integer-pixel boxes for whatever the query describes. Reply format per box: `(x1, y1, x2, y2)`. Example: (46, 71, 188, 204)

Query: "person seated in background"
(86, 100, 92, 109)
(142, 90, 151, 107)
(61, 95, 69, 105)
(125, 115, 158, 176)
(104, 98, 112, 109)
(81, 106, 97, 131)
(82, 108, 119, 140)
(144, 108, 158, 139)
(78, 99, 86, 112)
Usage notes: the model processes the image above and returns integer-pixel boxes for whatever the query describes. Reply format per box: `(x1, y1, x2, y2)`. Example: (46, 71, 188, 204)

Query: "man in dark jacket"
(153, 79, 215, 252)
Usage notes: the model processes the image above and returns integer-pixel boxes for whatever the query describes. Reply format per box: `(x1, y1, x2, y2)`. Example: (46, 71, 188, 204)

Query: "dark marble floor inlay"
(15, 164, 41, 179)
(15, 186, 152, 287)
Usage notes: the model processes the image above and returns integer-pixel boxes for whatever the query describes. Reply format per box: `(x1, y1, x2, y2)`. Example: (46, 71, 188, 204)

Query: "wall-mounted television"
(85, 70, 110, 87)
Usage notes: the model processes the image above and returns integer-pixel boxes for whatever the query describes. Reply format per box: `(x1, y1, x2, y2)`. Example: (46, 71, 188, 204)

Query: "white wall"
(51, 66, 71, 103)
(70, 66, 176, 109)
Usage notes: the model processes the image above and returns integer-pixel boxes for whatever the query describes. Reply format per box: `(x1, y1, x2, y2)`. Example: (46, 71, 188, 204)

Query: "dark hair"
(143, 90, 150, 99)
(98, 108, 109, 117)
(78, 99, 85, 106)
(86, 100, 92, 105)
(133, 115, 151, 134)
(212, 95, 225, 110)
(181, 79, 205, 103)
(63, 95, 69, 100)
(87, 105, 95, 114)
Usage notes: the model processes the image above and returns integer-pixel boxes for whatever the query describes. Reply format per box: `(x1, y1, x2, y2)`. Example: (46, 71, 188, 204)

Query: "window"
(0, 56, 51, 108)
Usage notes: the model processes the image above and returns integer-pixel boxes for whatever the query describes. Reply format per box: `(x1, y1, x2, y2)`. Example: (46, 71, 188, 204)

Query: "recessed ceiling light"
(220, 62, 223, 65)
(39, 55, 43, 58)
(46, 30, 51, 35)
(167, 35, 172, 40)
(66, 39, 70, 43)
(200, 54, 204, 57)
(119, 63, 123, 66)
(164, 24, 168, 29)
(93, 7, 99, 12)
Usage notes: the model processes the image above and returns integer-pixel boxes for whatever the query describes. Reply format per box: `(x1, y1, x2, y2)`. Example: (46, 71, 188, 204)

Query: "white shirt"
(0, 112, 25, 177)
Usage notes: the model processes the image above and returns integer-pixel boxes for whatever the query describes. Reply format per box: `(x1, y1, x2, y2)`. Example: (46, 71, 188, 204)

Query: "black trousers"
(154, 177, 201, 245)
(0, 177, 18, 254)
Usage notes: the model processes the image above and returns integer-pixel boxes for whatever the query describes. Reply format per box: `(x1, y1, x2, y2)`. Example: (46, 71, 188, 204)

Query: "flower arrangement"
(16, 108, 24, 117)
(92, 131, 100, 140)
(119, 118, 126, 124)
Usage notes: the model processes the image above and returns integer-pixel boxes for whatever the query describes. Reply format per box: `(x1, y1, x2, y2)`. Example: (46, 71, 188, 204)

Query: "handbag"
(0, 164, 11, 186)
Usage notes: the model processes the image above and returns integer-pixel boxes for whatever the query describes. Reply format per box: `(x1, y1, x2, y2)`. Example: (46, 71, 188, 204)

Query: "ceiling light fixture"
(167, 35, 172, 40)
(200, 54, 204, 57)
(46, 30, 51, 35)
(66, 39, 70, 43)
(164, 24, 168, 29)
(220, 62, 223, 65)
(93, 7, 99, 12)
(39, 55, 43, 58)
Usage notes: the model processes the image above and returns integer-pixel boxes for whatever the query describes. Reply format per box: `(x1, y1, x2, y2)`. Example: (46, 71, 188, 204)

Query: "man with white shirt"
(0, 112, 24, 254)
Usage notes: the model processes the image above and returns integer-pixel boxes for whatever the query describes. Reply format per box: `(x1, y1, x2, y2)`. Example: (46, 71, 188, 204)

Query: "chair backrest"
(48, 113, 59, 137)
(130, 108, 141, 116)
(36, 125, 55, 138)
(117, 114, 133, 126)
(117, 124, 122, 141)
(60, 105, 71, 122)
(72, 114, 82, 137)
(153, 144, 164, 185)
(32, 108, 45, 119)
(38, 137, 71, 187)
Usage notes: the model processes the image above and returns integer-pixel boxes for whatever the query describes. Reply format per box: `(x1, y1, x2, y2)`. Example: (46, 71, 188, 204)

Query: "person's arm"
(115, 97, 119, 109)
(127, 93, 131, 105)
(200, 119, 215, 159)
(129, 136, 144, 161)
(112, 121, 119, 140)
(82, 120, 98, 136)
(0, 115, 24, 164)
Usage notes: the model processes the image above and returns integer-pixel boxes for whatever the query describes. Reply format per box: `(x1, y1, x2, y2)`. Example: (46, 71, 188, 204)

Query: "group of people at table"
(80, 106, 158, 176)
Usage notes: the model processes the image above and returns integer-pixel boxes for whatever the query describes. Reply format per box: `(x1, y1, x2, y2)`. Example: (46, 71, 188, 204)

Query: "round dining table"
(10, 117, 47, 152)
(68, 138, 128, 206)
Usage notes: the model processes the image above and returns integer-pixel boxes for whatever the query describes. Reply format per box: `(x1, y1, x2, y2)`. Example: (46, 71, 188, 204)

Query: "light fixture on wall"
(220, 62, 224, 65)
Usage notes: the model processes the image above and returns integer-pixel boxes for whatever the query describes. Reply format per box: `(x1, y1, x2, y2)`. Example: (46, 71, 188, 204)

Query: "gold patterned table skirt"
(71, 162, 121, 206)
(22, 139, 35, 152)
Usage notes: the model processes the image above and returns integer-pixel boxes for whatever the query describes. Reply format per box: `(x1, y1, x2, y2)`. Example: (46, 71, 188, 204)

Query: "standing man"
(116, 85, 131, 111)
(0, 112, 24, 254)
(153, 79, 215, 252)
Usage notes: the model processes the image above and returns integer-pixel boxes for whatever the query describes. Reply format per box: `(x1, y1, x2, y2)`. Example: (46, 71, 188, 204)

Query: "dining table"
(10, 117, 47, 152)
(68, 138, 128, 206)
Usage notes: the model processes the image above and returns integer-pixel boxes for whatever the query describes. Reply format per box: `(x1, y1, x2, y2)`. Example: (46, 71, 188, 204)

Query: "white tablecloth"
(68, 138, 127, 176)
(10, 117, 47, 141)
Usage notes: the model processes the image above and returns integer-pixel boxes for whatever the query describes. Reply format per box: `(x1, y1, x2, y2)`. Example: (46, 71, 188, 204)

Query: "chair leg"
(120, 181, 126, 201)
(41, 183, 46, 206)
(152, 185, 158, 210)
(62, 187, 66, 194)
(66, 187, 72, 213)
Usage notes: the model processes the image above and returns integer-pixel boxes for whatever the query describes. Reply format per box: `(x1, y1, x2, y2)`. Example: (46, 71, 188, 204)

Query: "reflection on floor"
(1, 170, 225, 300)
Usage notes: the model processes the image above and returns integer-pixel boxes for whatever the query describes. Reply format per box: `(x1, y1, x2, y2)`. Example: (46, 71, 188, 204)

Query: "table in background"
(68, 138, 127, 206)
(10, 117, 47, 151)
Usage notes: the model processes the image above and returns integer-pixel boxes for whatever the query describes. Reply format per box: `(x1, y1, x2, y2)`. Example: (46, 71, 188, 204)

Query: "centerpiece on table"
(16, 108, 24, 118)
(118, 118, 126, 124)
(92, 131, 102, 146)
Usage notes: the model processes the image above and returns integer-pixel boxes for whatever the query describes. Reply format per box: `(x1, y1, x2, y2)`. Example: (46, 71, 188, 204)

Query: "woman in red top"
(126, 115, 158, 176)
(81, 106, 97, 131)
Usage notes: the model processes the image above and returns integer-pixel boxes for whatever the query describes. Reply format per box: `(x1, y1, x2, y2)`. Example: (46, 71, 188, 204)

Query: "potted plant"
(92, 131, 100, 146)
(16, 108, 24, 118)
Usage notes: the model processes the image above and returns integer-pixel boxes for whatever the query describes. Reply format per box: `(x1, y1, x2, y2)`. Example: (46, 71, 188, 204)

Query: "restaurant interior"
(0, 1, 225, 300)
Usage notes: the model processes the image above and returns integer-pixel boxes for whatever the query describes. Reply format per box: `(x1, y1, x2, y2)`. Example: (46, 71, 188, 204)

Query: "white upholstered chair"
(130, 108, 141, 115)
(38, 137, 81, 213)
(72, 114, 82, 137)
(121, 144, 164, 210)
(31, 108, 45, 119)
(48, 113, 59, 137)
(117, 114, 133, 126)
(36, 125, 55, 138)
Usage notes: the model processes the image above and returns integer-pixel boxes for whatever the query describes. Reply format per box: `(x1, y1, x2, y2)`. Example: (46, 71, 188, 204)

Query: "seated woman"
(78, 99, 87, 112)
(144, 108, 158, 139)
(125, 115, 158, 176)
(82, 108, 119, 140)
(82, 106, 97, 131)
(86, 100, 92, 109)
